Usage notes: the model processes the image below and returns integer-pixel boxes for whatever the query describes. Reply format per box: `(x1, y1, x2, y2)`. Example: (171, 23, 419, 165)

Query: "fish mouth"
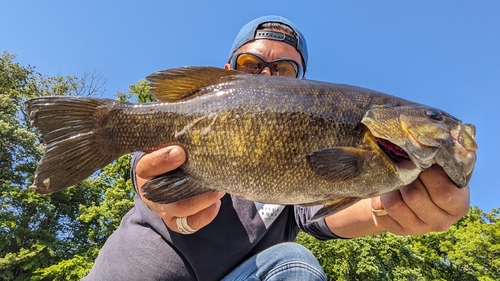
(375, 138, 411, 163)
(375, 137, 422, 185)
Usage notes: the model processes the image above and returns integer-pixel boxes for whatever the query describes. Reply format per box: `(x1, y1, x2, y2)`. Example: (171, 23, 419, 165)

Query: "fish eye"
(425, 108, 443, 121)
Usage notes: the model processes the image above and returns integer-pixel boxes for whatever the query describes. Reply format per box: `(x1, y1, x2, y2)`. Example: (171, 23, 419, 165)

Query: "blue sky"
(2, 1, 498, 211)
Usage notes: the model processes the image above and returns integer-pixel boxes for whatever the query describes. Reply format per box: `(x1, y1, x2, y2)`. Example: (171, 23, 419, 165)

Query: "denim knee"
(222, 242, 326, 281)
(256, 242, 325, 281)
(263, 242, 320, 266)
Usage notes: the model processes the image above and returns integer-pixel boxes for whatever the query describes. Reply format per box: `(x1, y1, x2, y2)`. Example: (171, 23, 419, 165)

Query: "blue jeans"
(221, 242, 326, 281)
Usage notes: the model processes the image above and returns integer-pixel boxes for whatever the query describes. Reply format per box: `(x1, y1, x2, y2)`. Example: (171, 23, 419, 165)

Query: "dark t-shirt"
(83, 153, 339, 281)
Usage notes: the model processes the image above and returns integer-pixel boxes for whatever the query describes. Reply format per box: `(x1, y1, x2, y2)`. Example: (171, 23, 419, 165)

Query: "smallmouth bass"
(26, 67, 477, 220)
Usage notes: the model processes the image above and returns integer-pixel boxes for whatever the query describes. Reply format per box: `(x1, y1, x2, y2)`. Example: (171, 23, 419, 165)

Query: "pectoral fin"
(142, 169, 215, 204)
(306, 147, 372, 182)
(310, 197, 361, 222)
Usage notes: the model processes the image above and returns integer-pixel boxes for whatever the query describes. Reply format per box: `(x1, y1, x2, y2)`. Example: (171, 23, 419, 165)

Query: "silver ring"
(176, 217, 198, 235)
(372, 207, 388, 217)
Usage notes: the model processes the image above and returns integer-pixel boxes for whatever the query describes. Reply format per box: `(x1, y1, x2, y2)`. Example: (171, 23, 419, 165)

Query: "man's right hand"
(135, 146, 226, 234)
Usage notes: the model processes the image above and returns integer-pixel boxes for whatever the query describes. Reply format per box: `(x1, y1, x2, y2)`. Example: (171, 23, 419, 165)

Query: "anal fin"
(309, 197, 361, 222)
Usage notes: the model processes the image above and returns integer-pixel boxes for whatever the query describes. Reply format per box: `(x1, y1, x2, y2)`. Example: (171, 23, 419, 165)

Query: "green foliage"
(297, 232, 426, 280)
(296, 206, 500, 281)
(29, 157, 134, 280)
(0, 52, 134, 280)
(116, 79, 153, 103)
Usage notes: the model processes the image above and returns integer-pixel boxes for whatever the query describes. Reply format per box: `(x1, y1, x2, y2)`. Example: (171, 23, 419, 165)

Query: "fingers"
(133, 146, 225, 234)
(372, 165, 471, 235)
(371, 193, 407, 235)
(136, 146, 186, 180)
(135, 146, 186, 192)
(168, 191, 226, 218)
(162, 191, 226, 233)
(419, 165, 470, 218)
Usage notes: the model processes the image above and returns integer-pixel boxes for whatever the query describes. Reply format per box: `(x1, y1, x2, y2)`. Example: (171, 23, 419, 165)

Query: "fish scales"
(99, 79, 399, 201)
(26, 66, 477, 219)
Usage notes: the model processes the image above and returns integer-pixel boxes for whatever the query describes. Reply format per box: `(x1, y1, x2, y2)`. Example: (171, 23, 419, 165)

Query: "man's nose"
(260, 66, 272, 76)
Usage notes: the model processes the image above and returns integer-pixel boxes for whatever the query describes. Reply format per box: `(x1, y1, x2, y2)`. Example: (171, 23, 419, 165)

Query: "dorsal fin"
(146, 66, 243, 102)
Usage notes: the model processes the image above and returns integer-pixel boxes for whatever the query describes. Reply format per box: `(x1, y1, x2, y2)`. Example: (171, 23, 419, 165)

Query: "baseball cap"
(228, 15, 308, 72)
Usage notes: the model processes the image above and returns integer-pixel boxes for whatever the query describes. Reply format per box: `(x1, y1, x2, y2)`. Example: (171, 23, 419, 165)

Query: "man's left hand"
(371, 164, 470, 235)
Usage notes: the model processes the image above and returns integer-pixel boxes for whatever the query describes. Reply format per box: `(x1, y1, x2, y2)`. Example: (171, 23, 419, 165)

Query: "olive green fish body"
(26, 67, 477, 219)
(101, 79, 406, 202)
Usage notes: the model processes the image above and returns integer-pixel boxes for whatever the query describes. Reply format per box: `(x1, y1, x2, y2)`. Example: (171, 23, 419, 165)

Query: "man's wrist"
(325, 198, 386, 238)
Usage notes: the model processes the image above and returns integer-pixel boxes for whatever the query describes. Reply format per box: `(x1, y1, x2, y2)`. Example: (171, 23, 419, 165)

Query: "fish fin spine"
(142, 168, 215, 204)
(309, 197, 362, 222)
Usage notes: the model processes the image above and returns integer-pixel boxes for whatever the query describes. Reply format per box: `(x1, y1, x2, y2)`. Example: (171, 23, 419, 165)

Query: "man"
(84, 15, 470, 280)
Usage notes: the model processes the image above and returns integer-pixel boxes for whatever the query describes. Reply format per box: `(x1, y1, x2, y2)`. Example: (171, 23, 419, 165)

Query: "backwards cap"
(228, 15, 308, 71)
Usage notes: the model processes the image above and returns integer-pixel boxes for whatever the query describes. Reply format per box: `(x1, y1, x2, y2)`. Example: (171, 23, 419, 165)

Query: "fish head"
(361, 104, 477, 187)
(434, 123, 477, 187)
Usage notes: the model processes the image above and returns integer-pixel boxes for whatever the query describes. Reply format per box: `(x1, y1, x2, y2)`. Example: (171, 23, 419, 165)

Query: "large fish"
(26, 66, 477, 220)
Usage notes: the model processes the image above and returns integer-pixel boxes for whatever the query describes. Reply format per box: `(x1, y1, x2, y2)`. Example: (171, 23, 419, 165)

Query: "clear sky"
(2, 1, 498, 211)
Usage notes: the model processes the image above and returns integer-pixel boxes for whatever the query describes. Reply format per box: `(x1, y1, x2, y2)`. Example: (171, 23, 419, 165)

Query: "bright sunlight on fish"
(25, 66, 478, 221)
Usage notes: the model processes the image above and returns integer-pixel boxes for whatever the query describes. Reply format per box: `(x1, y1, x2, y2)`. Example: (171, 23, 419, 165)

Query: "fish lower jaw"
(394, 159, 422, 185)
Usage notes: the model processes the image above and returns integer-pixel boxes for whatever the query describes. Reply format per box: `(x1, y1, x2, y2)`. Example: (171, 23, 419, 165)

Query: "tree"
(295, 206, 500, 280)
(0, 51, 132, 280)
(411, 206, 500, 280)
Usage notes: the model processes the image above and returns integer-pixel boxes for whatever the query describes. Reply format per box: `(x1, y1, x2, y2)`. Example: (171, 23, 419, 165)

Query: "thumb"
(136, 146, 186, 179)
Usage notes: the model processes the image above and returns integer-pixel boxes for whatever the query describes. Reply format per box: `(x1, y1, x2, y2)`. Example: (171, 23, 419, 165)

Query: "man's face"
(225, 39, 304, 77)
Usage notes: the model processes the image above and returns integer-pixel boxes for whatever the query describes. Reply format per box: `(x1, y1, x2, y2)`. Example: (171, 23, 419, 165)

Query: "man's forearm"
(325, 198, 384, 238)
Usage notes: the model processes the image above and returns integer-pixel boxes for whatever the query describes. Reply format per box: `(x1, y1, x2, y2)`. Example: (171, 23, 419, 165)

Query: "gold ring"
(372, 208, 388, 217)
(176, 217, 198, 234)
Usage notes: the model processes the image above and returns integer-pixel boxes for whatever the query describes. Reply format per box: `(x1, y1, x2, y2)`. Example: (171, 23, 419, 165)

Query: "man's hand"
(135, 146, 225, 234)
(326, 164, 470, 238)
(371, 164, 470, 235)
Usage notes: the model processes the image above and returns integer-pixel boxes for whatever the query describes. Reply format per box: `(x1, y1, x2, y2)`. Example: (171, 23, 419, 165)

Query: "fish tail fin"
(25, 97, 122, 194)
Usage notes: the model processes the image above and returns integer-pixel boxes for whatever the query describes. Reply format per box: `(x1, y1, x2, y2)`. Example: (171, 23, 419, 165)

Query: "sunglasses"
(229, 52, 304, 78)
